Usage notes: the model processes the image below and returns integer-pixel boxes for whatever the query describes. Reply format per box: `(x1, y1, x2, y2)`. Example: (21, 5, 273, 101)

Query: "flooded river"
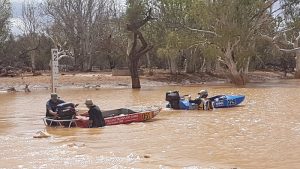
(0, 80, 300, 169)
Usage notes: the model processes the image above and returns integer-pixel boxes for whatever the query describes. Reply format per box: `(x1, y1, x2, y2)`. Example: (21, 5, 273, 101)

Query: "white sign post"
(51, 49, 59, 93)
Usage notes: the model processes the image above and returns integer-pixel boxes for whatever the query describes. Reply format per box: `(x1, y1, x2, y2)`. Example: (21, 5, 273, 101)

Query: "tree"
(126, 0, 155, 88)
(0, 0, 10, 47)
(0, 0, 10, 69)
(157, 31, 182, 74)
(183, 0, 277, 85)
(21, 1, 41, 73)
(44, 0, 110, 71)
(155, 0, 195, 74)
(274, 0, 300, 78)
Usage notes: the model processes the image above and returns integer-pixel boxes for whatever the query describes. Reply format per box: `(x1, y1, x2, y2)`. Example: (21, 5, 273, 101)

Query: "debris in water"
(67, 143, 86, 148)
(33, 131, 51, 138)
(143, 154, 151, 158)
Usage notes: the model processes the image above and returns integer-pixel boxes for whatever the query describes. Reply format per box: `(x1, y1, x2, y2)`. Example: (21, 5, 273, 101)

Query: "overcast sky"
(10, 0, 126, 35)
(10, 0, 282, 35)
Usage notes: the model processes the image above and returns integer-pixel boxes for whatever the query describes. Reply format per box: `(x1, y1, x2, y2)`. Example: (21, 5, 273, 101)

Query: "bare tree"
(44, 0, 110, 71)
(22, 1, 41, 74)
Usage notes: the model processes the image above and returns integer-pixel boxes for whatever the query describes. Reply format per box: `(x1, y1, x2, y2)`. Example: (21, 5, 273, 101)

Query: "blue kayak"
(166, 91, 245, 110)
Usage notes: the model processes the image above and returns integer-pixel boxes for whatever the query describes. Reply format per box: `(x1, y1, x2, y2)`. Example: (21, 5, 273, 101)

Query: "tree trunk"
(169, 57, 177, 74)
(126, 8, 154, 88)
(224, 42, 246, 85)
(215, 59, 223, 73)
(129, 58, 141, 88)
(30, 52, 36, 73)
(74, 44, 82, 71)
(146, 53, 153, 75)
(127, 32, 141, 88)
(294, 34, 300, 78)
(206, 59, 213, 73)
(200, 57, 206, 72)
(82, 38, 92, 71)
(87, 53, 92, 71)
(230, 72, 245, 85)
(185, 51, 195, 73)
(295, 51, 300, 78)
(244, 56, 251, 74)
(146, 52, 151, 68)
(107, 35, 115, 69)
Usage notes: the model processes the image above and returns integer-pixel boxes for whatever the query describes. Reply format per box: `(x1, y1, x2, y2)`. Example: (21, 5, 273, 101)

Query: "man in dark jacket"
(46, 93, 65, 118)
(85, 99, 105, 128)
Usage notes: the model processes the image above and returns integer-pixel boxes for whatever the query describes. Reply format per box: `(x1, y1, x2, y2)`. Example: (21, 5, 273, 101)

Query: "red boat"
(43, 106, 161, 128)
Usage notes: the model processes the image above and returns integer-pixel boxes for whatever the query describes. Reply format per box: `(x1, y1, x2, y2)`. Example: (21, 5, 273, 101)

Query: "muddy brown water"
(0, 80, 300, 169)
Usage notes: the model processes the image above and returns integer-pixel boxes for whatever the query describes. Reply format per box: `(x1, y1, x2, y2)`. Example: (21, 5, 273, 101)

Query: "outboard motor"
(165, 91, 180, 109)
(56, 102, 76, 119)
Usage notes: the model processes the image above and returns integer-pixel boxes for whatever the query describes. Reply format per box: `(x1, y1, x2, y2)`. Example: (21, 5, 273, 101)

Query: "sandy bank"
(0, 70, 292, 92)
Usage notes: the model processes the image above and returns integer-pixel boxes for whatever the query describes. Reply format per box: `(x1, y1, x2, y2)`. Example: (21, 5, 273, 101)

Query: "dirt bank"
(0, 70, 292, 92)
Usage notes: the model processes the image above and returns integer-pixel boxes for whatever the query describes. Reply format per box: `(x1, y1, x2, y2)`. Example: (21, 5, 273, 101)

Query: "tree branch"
(136, 31, 153, 57)
(186, 26, 220, 37)
(250, 0, 279, 21)
(17, 39, 40, 58)
(232, 36, 241, 48)
(217, 56, 226, 64)
(295, 32, 300, 48)
(280, 47, 300, 52)
(126, 8, 156, 31)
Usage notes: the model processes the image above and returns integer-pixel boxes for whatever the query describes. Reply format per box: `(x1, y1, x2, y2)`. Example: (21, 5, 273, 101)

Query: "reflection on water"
(0, 80, 300, 169)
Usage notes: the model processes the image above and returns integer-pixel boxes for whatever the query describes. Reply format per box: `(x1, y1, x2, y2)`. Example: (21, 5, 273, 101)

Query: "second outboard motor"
(166, 91, 180, 109)
(56, 102, 76, 119)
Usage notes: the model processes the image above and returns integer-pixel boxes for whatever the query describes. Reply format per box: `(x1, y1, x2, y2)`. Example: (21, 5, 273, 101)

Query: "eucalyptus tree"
(0, 0, 10, 58)
(126, 0, 155, 88)
(155, 0, 201, 74)
(180, 0, 277, 85)
(272, 0, 300, 78)
(157, 31, 181, 74)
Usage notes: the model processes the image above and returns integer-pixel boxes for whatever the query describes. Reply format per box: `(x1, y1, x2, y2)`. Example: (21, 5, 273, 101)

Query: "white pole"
(51, 49, 59, 93)
(51, 60, 54, 93)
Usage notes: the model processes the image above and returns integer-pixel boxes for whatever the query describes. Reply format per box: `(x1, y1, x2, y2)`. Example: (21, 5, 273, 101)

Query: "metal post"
(51, 49, 59, 93)
(51, 60, 54, 93)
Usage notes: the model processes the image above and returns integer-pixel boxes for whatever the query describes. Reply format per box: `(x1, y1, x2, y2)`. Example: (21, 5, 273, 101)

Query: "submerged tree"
(126, 0, 155, 88)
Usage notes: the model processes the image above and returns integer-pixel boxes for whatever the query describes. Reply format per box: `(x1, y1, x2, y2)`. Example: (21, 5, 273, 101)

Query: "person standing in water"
(85, 99, 106, 128)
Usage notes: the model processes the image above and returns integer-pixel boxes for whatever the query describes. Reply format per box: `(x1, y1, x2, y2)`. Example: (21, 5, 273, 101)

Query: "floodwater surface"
(0, 80, 300, 169)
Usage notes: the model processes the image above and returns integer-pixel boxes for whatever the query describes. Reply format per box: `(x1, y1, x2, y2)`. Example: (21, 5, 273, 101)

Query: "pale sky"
(10, 0, 126, 35)
(10, 0, 283, 35)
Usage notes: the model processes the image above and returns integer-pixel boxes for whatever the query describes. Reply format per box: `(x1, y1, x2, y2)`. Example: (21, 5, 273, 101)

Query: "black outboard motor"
(166, 91, 180, 109)
(56, 102, 76, 119)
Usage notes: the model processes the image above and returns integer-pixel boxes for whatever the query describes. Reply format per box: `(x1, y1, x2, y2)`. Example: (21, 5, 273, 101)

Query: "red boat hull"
(75, 108, 160, 128)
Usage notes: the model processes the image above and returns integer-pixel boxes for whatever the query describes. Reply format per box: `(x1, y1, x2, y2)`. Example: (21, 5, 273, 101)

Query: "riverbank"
(0, 69, 293, 92)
